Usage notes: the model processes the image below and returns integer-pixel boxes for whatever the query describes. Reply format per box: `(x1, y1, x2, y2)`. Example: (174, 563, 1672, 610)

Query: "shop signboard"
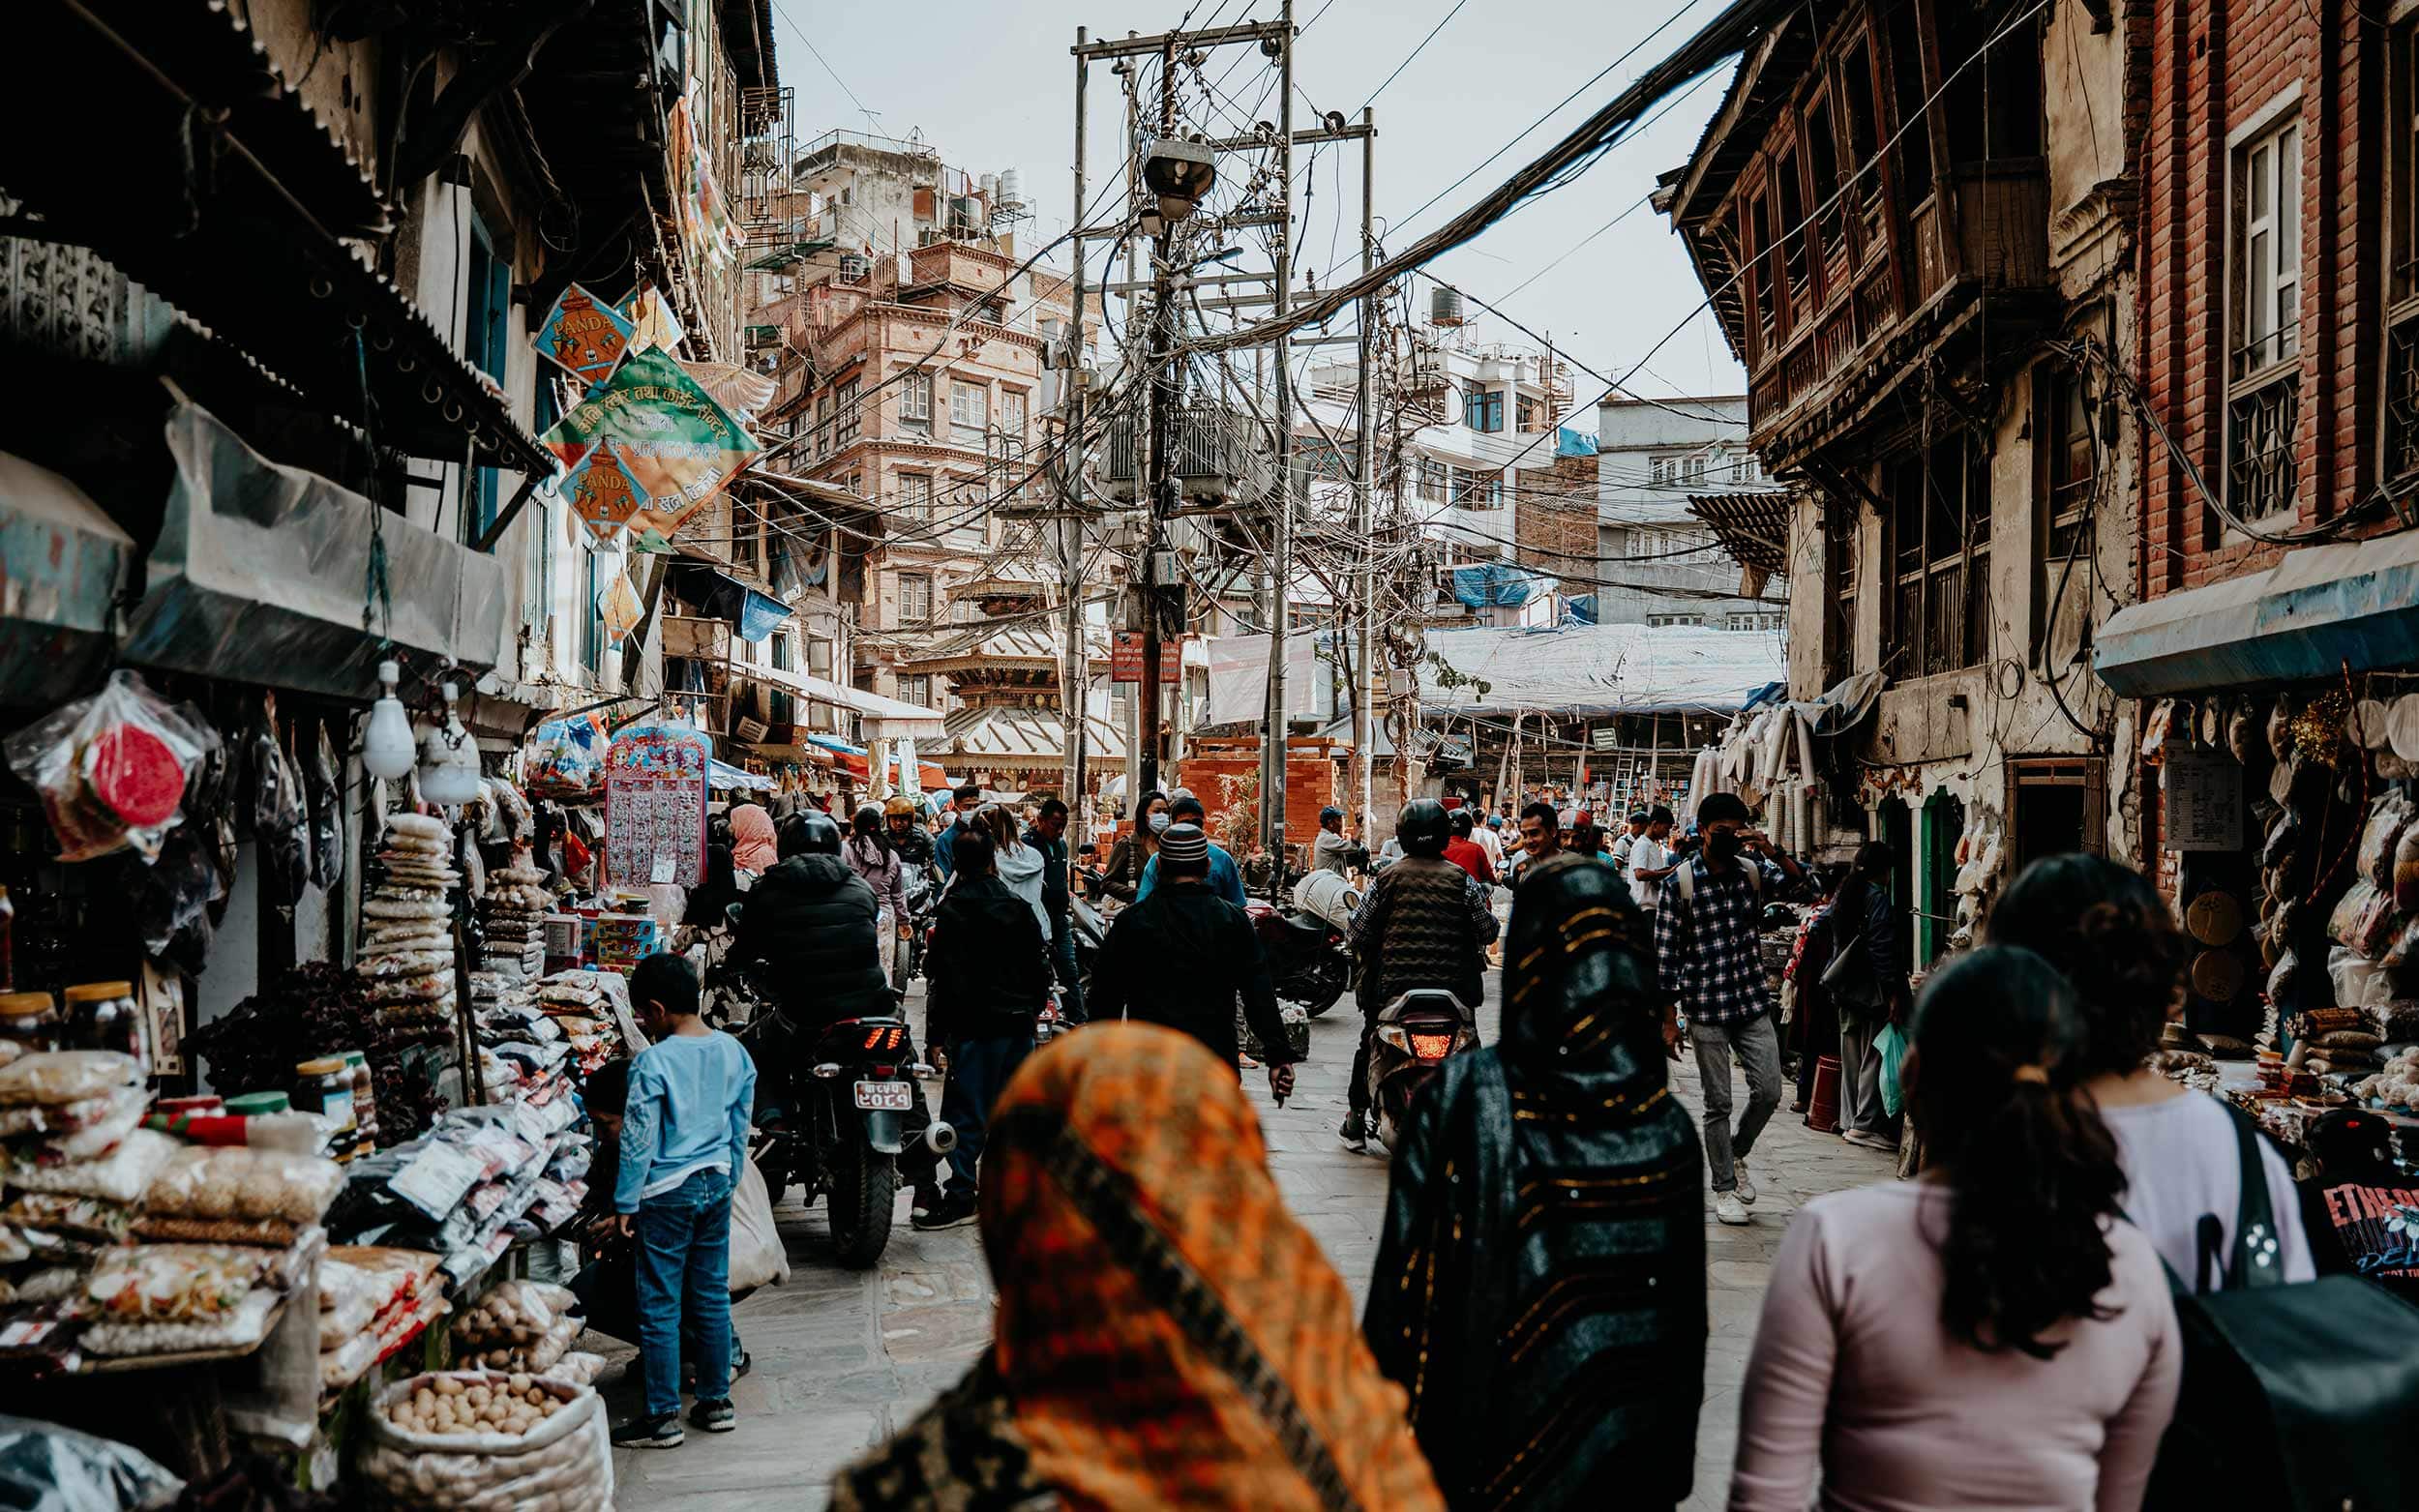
(2162, 749, 2245, 851)
(1111, 631, 1181, 683)
(534, 283, 633, 390)
(538, 347, 762, 542)
(605, 720, 709, 890)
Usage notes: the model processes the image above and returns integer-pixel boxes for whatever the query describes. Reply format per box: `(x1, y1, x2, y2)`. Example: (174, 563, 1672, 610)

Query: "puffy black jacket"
(732, 854, 893, 1022)
(1087, 883, 1298, 1072)
(926, 874, 1053, 1043)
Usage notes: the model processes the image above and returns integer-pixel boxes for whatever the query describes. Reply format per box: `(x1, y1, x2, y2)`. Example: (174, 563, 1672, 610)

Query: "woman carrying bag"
(1820, 843, 1906, 1151)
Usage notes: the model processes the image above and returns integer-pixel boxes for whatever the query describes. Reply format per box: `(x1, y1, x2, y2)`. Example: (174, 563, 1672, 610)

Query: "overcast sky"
(764, 0, 1747, 403)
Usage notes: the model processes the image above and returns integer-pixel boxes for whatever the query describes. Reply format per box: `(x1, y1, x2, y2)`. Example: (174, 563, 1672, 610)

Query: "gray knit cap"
(1157, 821, 1210, 872)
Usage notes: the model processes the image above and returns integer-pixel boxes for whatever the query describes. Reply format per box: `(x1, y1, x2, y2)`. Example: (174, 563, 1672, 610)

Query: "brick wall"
(2139, 0, 2388, 602)
(1513, 454, 1598, 576)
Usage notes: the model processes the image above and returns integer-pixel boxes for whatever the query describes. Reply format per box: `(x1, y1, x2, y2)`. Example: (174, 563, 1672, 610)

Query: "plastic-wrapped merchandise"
(6, 1127, 176, 1203)
(465, 1312, 580, 1373)
(0, 1051, 137, 1107)
(307, 721, 343, 893)
(1, 670, 218, 864)
(4, 1191, 132, 1243)
(2361, 791, 2417, 892)
(451, 1279, 573, 1350)
(87, 1244, 268, 1321)
(141, 1146, 344, 1227)
(80, 1288, 280, 1357)
(0, 1086, 137, 1138)
(249, 698, 309, 908)
(0, 1415, 183, 1511)
(358, 1373, 612, 1511)
(542, 1351, 607, 1388)
(25, 1085, 146, 1162)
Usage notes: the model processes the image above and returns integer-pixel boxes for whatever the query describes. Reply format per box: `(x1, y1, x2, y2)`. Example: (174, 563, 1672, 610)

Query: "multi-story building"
(1593, 395, 1790, 629)
(1661, 0, 2139, 965)
(2086, 0, 2419, 1031)
(748, 132, 1087, 788)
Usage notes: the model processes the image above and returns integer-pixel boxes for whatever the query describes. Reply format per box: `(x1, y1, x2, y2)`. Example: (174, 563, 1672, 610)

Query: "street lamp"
(1140, 137, 1215, 234)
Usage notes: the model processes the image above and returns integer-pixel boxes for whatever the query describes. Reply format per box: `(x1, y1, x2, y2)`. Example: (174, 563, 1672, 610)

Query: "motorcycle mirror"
(726, 902, 746, 930)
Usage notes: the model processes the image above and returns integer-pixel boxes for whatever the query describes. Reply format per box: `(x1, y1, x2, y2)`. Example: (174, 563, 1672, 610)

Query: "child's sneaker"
(690, 1399, 736, 1434)
(612, 1411, 684, 1449)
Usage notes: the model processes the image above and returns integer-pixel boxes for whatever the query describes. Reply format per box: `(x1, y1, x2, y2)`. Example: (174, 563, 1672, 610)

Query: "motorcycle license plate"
(852, 1081, 912, 1112)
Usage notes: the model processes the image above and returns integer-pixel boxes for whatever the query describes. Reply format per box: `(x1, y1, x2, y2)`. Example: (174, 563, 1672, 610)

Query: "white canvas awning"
(747, 662, 944, 736)
(1417, 623, 1785, 718)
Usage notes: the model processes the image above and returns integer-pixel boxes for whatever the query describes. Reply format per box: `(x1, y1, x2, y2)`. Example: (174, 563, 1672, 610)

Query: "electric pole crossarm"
(1075, 20, 1288, 59)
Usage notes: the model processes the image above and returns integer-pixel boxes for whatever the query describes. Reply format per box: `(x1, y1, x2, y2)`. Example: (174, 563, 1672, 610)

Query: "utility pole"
(1256, 0, 1296, 879)
(1351, 104, 1377, 838)
(1061, 31, 1090, 809)
(1136, 37, 1179, 798)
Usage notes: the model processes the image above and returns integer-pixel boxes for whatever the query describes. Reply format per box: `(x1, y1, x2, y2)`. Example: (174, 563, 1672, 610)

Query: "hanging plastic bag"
(249, 696, 308, 908)
(3, 671, 217, 864)
(727, 1157, 788, 1291)
(1876, 1023, 1908, 1117)
(308, 721, 343, 892)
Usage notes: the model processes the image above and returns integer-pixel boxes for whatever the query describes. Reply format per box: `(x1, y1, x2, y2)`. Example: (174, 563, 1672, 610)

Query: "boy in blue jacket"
(609, 953, 758, 1449)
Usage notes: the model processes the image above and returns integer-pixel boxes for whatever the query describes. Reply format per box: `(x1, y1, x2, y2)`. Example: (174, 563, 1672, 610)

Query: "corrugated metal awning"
(2095, 528, 2419, 697)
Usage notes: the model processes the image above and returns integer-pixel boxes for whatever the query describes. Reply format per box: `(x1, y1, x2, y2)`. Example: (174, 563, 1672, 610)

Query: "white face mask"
(1147, 812, 1172, 835)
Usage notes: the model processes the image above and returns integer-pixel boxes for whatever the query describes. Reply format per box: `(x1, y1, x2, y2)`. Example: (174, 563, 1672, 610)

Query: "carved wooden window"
(1886, 433, 1989, 678)
(2227, 114, 2301, 519)
(2389, 23, 2419, 482)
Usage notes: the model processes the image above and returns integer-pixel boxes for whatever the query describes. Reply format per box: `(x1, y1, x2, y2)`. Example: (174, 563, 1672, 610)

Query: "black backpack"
(2144, 1108, 2419, 1511)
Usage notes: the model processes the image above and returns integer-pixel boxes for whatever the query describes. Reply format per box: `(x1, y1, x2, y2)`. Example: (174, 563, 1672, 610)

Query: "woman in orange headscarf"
(831, 1023, 1446, 1512)
(727, 801, 779, 876)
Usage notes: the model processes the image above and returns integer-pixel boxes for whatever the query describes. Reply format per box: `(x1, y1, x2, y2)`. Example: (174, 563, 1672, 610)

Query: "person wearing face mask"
(1100, 790, 1168, 904)
(1654, 792, 1802, 1227)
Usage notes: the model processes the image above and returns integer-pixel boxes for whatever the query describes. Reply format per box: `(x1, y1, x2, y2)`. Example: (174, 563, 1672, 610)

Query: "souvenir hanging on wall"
(563, 437, 646, 544)
(620, 285, 685, 355)
(534, 283, 635, 392)
(604, 721, 708, 891)
(538, 347, 762, 543)
(596, 563, 643, 654)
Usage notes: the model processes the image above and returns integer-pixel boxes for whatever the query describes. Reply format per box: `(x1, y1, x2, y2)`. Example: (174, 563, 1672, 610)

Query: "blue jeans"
(940, 1032, 1035, 1196)
(634, 1168, 734, 1417)
(1050, 919, 1087, 1024)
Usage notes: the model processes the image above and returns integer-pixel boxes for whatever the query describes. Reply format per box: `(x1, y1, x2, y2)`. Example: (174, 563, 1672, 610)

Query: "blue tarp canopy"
(709, 758, 771, 792)
(1451, 563, 1558, 608)
(2095, 529, 2419, 697)
(1564, 594, 1598, 626)
(804, 732, 864, 756)
(1556, 427, 1598, 458)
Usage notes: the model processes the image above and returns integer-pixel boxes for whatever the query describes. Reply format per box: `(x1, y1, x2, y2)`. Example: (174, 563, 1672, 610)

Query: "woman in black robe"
(1364, 851, 1706, 1511)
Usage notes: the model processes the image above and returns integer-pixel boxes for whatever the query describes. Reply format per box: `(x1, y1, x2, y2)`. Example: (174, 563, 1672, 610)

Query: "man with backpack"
(1655, 792, 1800, 1227)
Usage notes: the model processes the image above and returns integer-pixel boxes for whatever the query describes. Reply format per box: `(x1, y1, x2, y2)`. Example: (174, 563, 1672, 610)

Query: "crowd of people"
(587, 781, 2419, 1510)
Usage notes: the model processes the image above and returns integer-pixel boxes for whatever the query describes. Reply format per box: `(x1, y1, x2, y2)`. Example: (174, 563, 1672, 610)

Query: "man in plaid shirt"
(1655, 791, 1803, 1226)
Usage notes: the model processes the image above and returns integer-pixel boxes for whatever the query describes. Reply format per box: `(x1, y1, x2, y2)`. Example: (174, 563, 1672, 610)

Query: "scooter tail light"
(1408, 1032, 1455, 1060)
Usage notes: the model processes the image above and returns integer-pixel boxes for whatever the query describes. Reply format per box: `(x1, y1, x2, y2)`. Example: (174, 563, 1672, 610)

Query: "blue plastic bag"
(1876, 1023, 1907, 1117)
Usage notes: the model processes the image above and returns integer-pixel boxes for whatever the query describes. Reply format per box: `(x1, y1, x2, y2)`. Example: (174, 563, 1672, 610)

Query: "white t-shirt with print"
(2099, 1091, 2314, 1290)
(1628, 835, 1670, 911)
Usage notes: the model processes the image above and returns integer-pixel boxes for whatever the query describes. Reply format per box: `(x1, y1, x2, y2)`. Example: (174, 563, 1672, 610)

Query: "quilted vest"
(1362, 855, 1483, 1009)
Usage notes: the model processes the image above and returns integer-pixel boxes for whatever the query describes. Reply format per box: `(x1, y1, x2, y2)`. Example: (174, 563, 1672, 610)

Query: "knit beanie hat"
(1158, 822, 1210, 874)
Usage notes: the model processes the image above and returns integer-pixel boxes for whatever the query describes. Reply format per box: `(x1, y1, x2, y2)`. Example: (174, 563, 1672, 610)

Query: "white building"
(1593, 395, 1789, 630)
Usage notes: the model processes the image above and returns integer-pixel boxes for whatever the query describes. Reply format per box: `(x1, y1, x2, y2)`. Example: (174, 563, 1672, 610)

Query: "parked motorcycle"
(1244, 894, 1353, 1016)
(721, 912, 953, 1270)
(1364, 988, 1478, 1152)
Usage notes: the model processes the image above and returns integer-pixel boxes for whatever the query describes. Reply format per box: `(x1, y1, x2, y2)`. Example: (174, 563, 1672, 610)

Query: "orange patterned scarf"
(979, 1023, 1445, 1512)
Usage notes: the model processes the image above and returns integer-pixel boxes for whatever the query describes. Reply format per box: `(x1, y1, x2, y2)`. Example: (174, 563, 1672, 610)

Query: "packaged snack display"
(6, 1128, 176, 1203)
(140, 1147, 344, 1229)
(86, 1244, 269, 1322)
(80, 1287, 280, 1358)
(1, 670, 218, 863)
(0, 1052, 137, 1108)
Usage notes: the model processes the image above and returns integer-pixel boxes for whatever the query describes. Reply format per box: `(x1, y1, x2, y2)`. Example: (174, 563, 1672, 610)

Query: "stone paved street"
(603, 971, 1897, 1509)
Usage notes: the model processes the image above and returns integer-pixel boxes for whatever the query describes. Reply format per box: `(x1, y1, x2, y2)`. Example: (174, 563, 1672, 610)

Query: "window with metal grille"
(1464, 386, 1503, 432)
(897, 573, 932, 625)
(2225, 113, 2300, 521)
(1825, 506, 1857, 687)
(900, 371, 932, 425)
(2045, 367, 2096, 559)
(2389, 26, 2419, 482)
(835, 376, 861, 445)
(1886, 433, 1990, 678)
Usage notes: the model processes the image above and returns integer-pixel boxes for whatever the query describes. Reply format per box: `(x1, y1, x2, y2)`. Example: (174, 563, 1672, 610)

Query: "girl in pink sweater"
(1729, 946, 2180, 1512)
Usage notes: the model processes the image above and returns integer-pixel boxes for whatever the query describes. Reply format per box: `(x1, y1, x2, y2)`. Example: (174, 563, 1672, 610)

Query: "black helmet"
(779, 812, 843, 858)
(1448, 807, 1475, 837)
(1397, 798, 1450, 858)
(852, 804, 882, 834)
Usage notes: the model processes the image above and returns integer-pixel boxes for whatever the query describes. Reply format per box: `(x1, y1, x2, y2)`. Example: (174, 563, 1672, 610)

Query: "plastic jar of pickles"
(293, 1056, 358, 1160)
(64, 982, 144, 1077)
(0, 992, 62, 1056)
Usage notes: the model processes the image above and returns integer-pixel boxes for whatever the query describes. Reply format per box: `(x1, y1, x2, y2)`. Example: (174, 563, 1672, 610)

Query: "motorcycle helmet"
(1397, 799, 1450, 858)
(779, 812, 843, 858)
(1448, 808, 1474, 837)
(853, 803, 883, 835)
(883, 795, 918, 819)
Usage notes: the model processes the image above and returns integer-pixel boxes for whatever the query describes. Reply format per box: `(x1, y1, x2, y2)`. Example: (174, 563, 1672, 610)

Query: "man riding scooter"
(729, 813, 947, 1218)
(1339, 799, 1497, 1151)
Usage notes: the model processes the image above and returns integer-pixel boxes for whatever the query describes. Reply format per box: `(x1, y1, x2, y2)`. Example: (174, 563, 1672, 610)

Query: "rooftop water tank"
(1431, 285, 1466, 326)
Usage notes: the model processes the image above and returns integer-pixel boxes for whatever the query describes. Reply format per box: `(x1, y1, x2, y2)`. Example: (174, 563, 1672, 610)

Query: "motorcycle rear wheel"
(826, 1142, 896, 1270)
(1289, 953, 1350, 1017)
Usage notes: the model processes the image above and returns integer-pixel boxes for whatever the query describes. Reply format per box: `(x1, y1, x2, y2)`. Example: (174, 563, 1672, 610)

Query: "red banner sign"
(1111, 632, 1181, 684)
